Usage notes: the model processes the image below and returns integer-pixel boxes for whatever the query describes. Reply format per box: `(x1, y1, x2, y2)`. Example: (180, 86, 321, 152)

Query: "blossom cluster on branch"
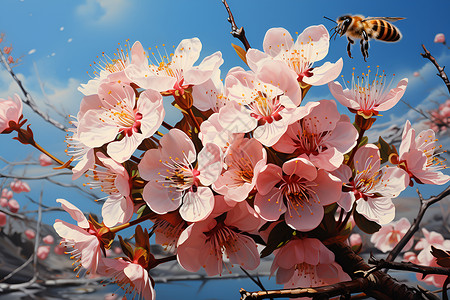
(0, 21, 449, 300)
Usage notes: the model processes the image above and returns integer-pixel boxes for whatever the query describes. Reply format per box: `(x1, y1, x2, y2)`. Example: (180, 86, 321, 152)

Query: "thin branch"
(0, 207, 27, 220)
(0, 49, 67, 131)
(0, 171, 72, 180)
(0, 255, 33, 283)
(421, 44, 450, 95)
(385, 185, 450, 263)
(221, 0, 251, 50)
(45, 178, 99, 201)
(240, 278, 370, 300)
(368, 256, 450, 277)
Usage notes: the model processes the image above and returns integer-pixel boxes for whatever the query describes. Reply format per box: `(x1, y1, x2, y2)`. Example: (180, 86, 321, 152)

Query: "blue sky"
(0, 0, 449, 299)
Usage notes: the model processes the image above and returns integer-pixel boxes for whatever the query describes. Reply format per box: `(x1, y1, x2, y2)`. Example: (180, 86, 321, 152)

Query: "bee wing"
(362, 17, 405, 22)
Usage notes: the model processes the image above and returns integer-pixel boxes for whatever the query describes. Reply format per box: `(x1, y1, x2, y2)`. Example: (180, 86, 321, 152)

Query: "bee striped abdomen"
(370, 19, 401, 42)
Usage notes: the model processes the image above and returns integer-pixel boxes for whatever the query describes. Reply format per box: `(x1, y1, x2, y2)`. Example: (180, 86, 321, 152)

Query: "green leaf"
(260, 222, 294, 258)
(358, 136, 368, 148)
(353, 210, 381, 234)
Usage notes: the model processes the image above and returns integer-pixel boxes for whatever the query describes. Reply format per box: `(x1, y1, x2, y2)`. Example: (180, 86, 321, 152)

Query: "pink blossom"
(246, 25, 343, 88)
(125, 38, 223, 95)
(370, 218, 413, 253)
(54, 244, 65, 255)
(3, 46, 12, 54)
(39, 153, 53, 166)
(84, 153, 134, 227)
(273, 100, 358, 171)
(177, 201, 260, 276)
(337, 144, 409, 224)
(412, 229, 450, 287)
(152, 211, 187, 252)
(7, 56, 14, 64)
(349, 234, 362, 247)
(254, 158, 342, 231)
(0, 212, 7, 226)
(113, 247, 122, 254)
(53, 198, 105, 275)
(139, 128, 222, 222)
(192, 69, 227, 112)
(0, 198, 8, 207)
(37, 245, 50, 260)
(199, 113, 244, 154)
(99, 258, 155, 300)
(43, 235, 55, 245)
(10, 179, 31, 193)
(396, 120, 450, 185)
(2, 188, 13, 199)
(25, 229, 35, 240)
(219, 64, 310, 146)
(0, 94, 22, 133)
(78, 41, 144, 96)
(329, 69, 408, 118)
(8, 199, 19, 213)
(65, 115, 96, 180)
(434, 33, 445, 44)
(413, 71, 420, 77)
(270, 237, 350, 288)
(213, 137, 267, 203)
(78, 82, 165, 163)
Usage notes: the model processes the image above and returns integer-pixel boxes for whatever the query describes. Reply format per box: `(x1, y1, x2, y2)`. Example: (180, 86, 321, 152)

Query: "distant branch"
(0, 49, 67, 131)
(385, 185, 450, 263)
(421, 44, 450, 95)
(221, 0, 251, 50)
(369, 255, 450, 277)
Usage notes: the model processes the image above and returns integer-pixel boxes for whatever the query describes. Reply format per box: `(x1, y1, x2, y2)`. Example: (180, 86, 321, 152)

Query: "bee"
(327, 15, 405, 61)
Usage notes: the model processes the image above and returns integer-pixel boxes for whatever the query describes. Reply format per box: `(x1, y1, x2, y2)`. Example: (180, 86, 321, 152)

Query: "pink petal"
(303, 59, 343, 86)
(56, 198, 89, 228)
(263, 27, 294, 57)
(256, 164, 283, 195)
(254, 188, 285, 221)
(142, 181, 182, 214)
(179, 187, 214, 222)
(376, 78, 408, 111)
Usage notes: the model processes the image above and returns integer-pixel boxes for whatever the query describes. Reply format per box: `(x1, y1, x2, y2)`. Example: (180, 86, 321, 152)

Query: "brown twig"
(368, 255, 450, 277)
(385, 185, 450, 264)
(0, 50, 67, 131)
(420, 44, 450, 95)
(221, 0, 251, 51)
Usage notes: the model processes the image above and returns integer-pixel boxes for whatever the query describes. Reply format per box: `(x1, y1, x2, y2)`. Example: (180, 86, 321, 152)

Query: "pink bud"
(413, 72, 420, 77)
(43, 235, 54, 244)
(25, 228, 35, 240)
(39, 154, 53, 166)
(37, 245, 50, 260)
(54, 244, 65, 255)
(434, 33, 446, 44)
(0, 198, 8, 207)
(8, 199, 19, 213)
(10, 179, 31, 193)
(0, 212, 6, 226)
(113, 246, 122, 254)
(7, 56, 13, 64)
(2, 188, 13, 200)
(0, 94, 23, 134)
(3, 46, 11, 54)
(349, 233, 362, 246)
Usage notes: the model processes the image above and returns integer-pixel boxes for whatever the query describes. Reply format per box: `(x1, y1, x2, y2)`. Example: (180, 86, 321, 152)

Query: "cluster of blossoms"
(1, 24, 449, 300)
(425, 98, 450, 133)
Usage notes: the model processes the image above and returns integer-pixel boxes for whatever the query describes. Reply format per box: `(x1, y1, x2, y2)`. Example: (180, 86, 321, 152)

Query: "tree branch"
(368, 255, 450, 277)
(420, 44, 450, 95)
(385, 185, 450, 263)
(221, 0, 251, 50)
(0, 49, 67, 131)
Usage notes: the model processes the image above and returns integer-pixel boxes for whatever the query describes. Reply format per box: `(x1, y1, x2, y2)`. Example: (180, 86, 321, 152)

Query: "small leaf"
(260, 222, 294, 258)
(353, 210, 381, 234)
(358, 136, 368, 148)
(231, 43, 247, 65)
(431, 246, 450, 267)
(119, 235, 134, 260)
(377, 136, 397, 164)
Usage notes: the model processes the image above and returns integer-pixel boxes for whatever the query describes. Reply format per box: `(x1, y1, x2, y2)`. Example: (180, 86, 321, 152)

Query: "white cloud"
(75, 0, 129, 25)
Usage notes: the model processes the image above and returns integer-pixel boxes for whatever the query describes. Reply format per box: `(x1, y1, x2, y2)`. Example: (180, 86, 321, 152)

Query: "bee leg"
(347, 37, 354, 58)
(360, 30, 369, 61)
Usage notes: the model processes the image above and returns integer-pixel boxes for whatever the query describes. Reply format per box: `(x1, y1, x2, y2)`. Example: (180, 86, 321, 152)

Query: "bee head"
(336, 15, 353, 36)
